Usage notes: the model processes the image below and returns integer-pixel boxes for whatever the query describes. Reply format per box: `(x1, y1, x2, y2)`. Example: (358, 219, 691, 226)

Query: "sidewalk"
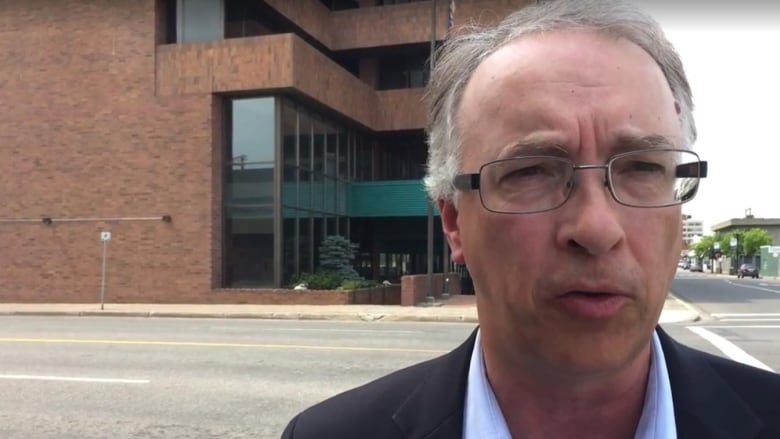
(0, 293, 699, 324)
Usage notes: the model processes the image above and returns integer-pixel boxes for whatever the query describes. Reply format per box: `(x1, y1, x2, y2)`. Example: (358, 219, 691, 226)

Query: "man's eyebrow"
(613, 134, 677, 153)
(498, 141, 570, 159)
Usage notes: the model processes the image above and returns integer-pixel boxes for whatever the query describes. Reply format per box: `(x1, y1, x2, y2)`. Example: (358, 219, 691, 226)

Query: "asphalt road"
(667, 270, 780, 372)
(0, 316, 475, 439)
(1, 273, 778, 439)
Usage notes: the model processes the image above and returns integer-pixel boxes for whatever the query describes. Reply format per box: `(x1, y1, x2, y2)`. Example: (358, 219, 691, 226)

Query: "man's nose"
(555, 172, 625, 255)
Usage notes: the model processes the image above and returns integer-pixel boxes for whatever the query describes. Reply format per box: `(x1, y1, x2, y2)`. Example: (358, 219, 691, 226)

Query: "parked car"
(737, 263, 759, 279)
(689, 262, 703, 272)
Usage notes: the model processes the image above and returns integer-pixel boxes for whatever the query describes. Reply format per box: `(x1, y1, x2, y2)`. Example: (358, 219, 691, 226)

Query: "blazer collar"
(392, 328, 477, 439)
(392, 327, 766, 439)
(657, 326, 764, 439)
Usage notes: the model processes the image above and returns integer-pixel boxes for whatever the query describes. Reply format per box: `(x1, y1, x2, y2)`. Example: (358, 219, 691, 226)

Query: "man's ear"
(438, 199, 465, 264)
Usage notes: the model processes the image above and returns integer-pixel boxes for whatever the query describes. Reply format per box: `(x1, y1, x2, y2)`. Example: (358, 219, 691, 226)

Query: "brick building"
(0, 0, 527, 303)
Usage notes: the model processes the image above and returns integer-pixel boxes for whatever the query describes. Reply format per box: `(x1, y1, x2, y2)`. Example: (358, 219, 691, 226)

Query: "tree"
(739, 228, 773, 257)
(717, 233, 733, 258)
(318, 235, 361, 281)
(693, 234, 717, 260)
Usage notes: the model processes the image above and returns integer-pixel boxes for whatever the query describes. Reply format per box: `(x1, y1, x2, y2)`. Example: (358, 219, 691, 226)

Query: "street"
(668, 270, 780, 372)
(0, 272, 778, 438)
(0, 317, 473, 439)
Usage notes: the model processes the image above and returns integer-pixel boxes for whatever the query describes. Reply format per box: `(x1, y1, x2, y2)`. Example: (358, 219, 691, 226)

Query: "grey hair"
(423, 0, 696, 203)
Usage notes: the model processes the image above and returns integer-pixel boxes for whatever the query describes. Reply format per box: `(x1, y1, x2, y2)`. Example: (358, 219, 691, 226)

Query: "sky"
(633, 2, 780, 233)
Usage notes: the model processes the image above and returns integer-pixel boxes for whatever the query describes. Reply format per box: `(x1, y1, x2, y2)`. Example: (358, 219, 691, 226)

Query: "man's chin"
(532, 323, 653, 376)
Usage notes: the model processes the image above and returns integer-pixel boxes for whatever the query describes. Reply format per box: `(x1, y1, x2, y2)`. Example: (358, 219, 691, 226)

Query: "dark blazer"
(281, 327, 780, 438)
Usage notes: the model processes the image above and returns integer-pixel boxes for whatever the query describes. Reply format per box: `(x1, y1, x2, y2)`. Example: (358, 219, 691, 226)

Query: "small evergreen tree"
(318, 235, 360, 281)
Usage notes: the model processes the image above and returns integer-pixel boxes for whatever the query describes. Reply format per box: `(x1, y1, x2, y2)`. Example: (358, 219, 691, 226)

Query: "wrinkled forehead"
(456, 29, 681, 163)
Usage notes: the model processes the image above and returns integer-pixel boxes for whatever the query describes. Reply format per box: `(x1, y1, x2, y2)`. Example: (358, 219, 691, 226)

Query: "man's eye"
(509, 166, 545, 177)
(623, 161, 665, 173)
(499, 164, 557, 183)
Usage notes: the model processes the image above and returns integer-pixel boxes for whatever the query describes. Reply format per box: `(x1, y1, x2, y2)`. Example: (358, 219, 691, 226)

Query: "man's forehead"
(466, 29, 662, 95)
(456, 28, 679, 156)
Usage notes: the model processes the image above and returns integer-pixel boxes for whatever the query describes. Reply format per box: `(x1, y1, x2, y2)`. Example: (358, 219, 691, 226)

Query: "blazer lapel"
(392, 326, 767, 438)
(392, 328, 477, 439)
(658, 326, 764, 439)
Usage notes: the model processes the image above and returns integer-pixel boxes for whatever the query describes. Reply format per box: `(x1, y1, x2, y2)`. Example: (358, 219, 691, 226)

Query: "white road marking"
(711, 313, 780, 318)
(687, 326, 774, 372)
(255, 327, 418, 334)
(718, 318, 780, 322)
(701, 325, 780, 329)
(0, 337, 448, 354)
(0, 374, 149, 384)
(723, 280, 780, 295)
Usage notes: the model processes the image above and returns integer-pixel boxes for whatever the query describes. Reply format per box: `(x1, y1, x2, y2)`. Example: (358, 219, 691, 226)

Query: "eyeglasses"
(452, 149, 707, 214)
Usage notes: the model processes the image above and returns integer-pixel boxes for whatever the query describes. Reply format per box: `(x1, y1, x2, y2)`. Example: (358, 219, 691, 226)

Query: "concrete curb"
(0, 309, 688, 324)
(0, 310, 480, 323)
(658, 310, 700, 324)
(667, 293, 705, 323)
(0, 291, 698, 324)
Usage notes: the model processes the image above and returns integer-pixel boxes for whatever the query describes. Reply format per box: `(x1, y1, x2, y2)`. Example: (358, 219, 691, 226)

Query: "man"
(282, 1, 780, 438)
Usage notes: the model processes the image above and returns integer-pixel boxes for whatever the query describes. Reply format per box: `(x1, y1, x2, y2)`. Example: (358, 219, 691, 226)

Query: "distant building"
(711, 218, 780, 245)
(682, 216, 703, 245)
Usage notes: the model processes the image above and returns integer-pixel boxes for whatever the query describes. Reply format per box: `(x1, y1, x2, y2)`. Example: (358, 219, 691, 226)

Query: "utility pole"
(425, 0, 437, 304)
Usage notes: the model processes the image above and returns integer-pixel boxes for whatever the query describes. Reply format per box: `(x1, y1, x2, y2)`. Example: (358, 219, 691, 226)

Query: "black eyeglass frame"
(451, 148, 708, 214)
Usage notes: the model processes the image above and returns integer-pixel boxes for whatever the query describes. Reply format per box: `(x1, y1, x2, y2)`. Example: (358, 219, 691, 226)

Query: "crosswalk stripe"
(718, 318, 780, 322)
(701, 325, 780, 329)
(711, 313, 780, 317)
(687, 327, 774, 372)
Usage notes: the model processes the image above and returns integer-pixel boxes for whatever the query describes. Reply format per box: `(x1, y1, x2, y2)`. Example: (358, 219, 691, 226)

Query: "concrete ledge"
(0, 293, 698, 325)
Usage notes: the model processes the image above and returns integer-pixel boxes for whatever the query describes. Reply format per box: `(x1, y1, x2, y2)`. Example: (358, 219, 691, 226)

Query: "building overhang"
(156, 34, 425, 132)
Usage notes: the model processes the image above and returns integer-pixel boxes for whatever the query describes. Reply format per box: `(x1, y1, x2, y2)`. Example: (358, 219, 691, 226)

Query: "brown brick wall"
(376, 88, 426, 132)
(265, 0, 334, 48)
(291, 36, 378, 128)
(328, 0, 531, 50)
(156, 34, 296, 96)
(331, 1, 448, 50)
(0, 0, 217, 303)
(454, 0, 534, 28)
(249, 0, 534, 53)
(157, 34, 421, 131)
(0, 0, 532, 304)
(401, 273, 460, 306)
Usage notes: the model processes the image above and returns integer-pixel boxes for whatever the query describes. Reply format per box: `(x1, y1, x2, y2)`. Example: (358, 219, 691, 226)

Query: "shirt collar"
(463, 329, 511, 439)
(463, 329, 677, 439)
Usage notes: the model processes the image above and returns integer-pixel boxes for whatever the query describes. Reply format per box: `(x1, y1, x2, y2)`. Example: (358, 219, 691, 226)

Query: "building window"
(380, 0, 426, 5)
(277, 98, 357, 284)
(378, 52, 430, 90)
(158, 0, 178, 44)
(225, 0, 279, 39)
(318, 0, 360, 10)
(223, 96, 360, 287)
(177, 0, 225, 42)
(224, 97, 276, 287)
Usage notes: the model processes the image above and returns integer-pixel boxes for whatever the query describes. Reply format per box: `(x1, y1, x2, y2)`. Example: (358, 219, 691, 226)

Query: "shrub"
(289, 271, 343, 290)
(340, 279, 377, 290)
(319, 235, 361, 281)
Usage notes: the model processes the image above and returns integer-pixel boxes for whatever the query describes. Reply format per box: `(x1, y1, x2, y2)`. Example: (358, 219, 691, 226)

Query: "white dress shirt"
(463, 329, 677, 438)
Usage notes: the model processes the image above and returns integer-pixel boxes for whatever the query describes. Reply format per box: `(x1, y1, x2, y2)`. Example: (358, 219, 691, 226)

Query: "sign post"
(100, 231, 111, 310)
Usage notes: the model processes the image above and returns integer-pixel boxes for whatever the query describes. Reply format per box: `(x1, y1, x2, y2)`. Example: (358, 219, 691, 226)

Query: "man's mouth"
(556, 290, 630, 318)
(564, 290, 619, 298)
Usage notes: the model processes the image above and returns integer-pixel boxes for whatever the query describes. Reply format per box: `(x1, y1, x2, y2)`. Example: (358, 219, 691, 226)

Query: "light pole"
(425, 0, 438, 304)
(730, 233, 740, 274)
